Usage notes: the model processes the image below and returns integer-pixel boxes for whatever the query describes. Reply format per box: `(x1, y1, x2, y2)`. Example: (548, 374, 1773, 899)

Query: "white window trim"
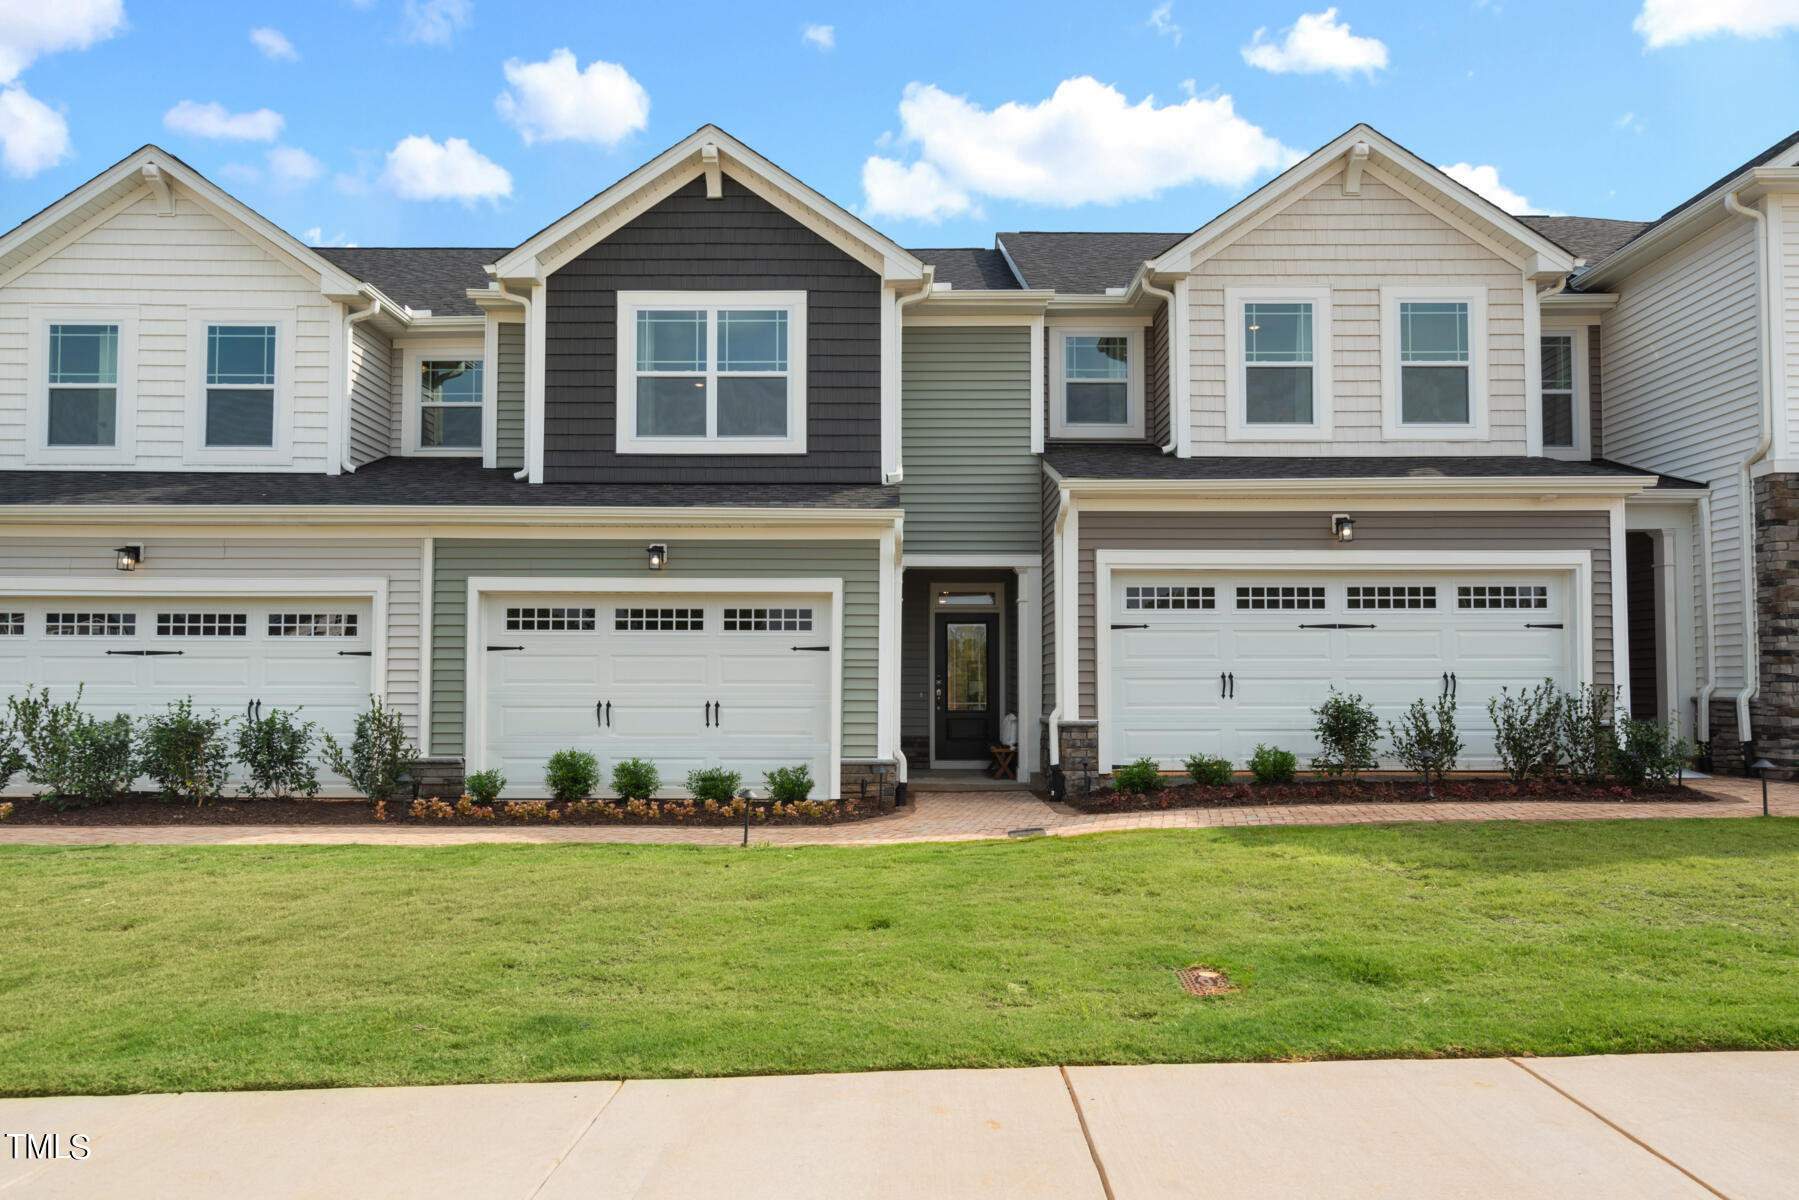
(1539, 323, 1589, 461)
(1049, 321, 1147, 439)
(401, 339, 486, 458)
(183, 310, 295, 466)
(1224, 286, 1333, 441)
(26, 305, 139, 467)
(1379, 285, 1489, 441)
(614, 289, 808, 456)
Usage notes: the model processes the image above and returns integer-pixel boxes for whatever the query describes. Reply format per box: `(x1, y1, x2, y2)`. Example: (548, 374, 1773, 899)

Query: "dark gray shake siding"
(1146, 302, 1170, 447)
(543, 177, 883, 483)
(1074, 509, 1614, 716)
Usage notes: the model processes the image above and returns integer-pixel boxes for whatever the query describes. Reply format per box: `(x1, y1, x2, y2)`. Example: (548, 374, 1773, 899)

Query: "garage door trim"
(464, 575, 845, 793)
(1092, 549, 1593, 772)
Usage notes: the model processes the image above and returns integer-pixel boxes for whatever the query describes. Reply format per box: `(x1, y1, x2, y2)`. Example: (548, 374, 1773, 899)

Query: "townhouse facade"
(0, 122, 1793, 798)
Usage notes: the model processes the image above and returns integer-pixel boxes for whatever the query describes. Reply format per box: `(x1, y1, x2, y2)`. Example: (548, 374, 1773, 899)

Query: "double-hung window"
(419, 359, 483, 449)
(1541, 332, 1577, 453)
(1049, 326, 1145, 438)
(31, 309, 137, 465)
(1226, 287, 1330, 437)
(1381, 287, 1487, 439)
(204, 325, 277, 447)
(46, 324, 119, 447)
(617, 291, 806, 454)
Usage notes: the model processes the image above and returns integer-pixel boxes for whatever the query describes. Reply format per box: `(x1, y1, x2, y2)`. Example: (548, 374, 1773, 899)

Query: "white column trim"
(1016, 564, 1041, 779)
(1029, 315, 1045, 454)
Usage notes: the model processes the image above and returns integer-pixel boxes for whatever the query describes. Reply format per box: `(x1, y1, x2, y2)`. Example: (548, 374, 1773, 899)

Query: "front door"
(934, 612, 998, 762)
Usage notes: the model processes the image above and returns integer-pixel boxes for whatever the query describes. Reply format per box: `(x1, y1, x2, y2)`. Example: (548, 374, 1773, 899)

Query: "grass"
(2, 819, 1796, 1096)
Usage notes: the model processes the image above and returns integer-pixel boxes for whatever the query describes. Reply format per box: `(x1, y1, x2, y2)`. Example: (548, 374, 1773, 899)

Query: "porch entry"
(934, 611, 999, 762)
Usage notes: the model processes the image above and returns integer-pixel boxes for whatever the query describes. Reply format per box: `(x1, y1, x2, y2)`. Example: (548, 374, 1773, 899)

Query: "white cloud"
(802, 24, 834, 50)
(401, 0, 471, 46)
(861, 77, 1298, 221)
(1242, 8, 1388, 78)
(1148, 2, 1182, 44)
(0, 83, 69, 176)
(380, 134, 511, 202)
(163, 100, 284, 142)
(1615, 111, 1645, 133)
(1636, 0, 1799, 47)
(1439, 162, 1543, 215)
(249, 27, 297, 61)
(304, 226, 356, 247)
(496, 48, 649, 147)
(268, 145, 323, 189)
(0, 0, 125, 84)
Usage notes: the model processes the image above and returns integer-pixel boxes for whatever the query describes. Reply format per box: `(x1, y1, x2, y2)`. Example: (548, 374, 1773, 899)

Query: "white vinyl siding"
(0, 191, 337, 471)
(1186, 170, 1527, 455)
(348, 320, 394, 469)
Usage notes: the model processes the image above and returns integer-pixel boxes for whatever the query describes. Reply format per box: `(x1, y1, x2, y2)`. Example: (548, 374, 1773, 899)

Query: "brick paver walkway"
(0, 776, 1792, 847)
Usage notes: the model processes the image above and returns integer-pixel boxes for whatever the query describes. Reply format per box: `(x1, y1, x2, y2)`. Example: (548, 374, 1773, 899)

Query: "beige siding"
(0, 535, 424, 736)
(1074, 510, 1613, 716)
(1146, 301, 1170, 446)
(496, 321, 525, 470)
(1783, 197, 1799, 458)
(348, 321, 393, 468)
(1602, 217, 1760, 688)
(1187, 169, 1527, 454)
(900, 325, 1037, 554)
(0, 190, 336, 470)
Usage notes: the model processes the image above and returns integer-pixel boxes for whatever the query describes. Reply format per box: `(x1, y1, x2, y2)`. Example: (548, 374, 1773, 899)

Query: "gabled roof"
(907, 247, 1021, 290)
(1149, 124, 1575, 278)
(493, 125, 926, 285)
(0, 144, 366, 298)
(316, 247, 508, 317)
(996, 232, 1186, 292)
(1515, 216, 1653, 264)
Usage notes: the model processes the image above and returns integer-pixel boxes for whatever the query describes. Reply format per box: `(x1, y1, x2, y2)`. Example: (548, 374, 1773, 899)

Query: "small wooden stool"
(987, 744, 1017, 780)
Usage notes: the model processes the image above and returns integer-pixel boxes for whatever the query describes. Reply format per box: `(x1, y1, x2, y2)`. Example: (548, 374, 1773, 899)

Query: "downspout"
(887, 268, 935, 485)
(1139, 270, 1180, 454)
(496, 279, 534, 481)
(1046, 485, 1071, 767)
(1724, 189, 1777, 748)
(1696, 491, 1719, 741)
(340, 293, 383, 474)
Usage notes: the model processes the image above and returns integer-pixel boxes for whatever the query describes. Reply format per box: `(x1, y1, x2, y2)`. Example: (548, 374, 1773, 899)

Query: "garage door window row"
(722, 607, 813, 632)
(45, 612, 136, 636)
(268, 613, 359, 637)
(1125, 585, 1214, 611)
(0, 612, 22, 636)
(1346, 585, 1437, 610)
(156, 612, 248, 637)
(614, 607, 703, 632)
(1235, 585, 1326, 611)
(504, 607, 596, 632)
(1457, 584, 1549, 610)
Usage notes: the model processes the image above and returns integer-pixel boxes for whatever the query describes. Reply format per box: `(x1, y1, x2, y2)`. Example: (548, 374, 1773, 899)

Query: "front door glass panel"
(946, 622, 989, 711)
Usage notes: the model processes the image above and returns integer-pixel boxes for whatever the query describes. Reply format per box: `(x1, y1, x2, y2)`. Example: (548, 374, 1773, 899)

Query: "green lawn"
(2, 820, 1796, 1097)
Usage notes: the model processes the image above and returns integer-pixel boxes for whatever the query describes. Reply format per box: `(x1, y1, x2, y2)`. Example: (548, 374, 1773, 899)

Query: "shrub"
(763, 763, 814, 804)
(0, 702, 22, 796)
(464, 767, 507, 805)
(1248, 744, 1297, 785)
(1111, 757, 1164, 794)
(545, 750, 600, 802)
(1311, 689, 1381, 782)
(321, 695, 414, 802)
(1183, 754, 1233, 787)
(1559, 683, 1621, 785)
(1488, 680, 1562, 784)
(8, 686, 132, 808)
(1613, 717, 1695, 789)
(611, 757, 661, 800)
(137, 698, 233, 806)
(1387, 694, 1462, 787)
(235, 707, 320, 799)
(65, 715, 135, 807)
(686, 766, 742, 804)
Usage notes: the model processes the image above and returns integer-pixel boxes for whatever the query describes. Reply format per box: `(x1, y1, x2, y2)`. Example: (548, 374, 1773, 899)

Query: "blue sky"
(4, 0, 1799, 250)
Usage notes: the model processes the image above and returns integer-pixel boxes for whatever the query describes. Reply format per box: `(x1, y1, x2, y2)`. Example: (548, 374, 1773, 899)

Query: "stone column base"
(403, 756, 466, 799)
(1705, 699, 1746, 776)
(840, 759, 900, 815)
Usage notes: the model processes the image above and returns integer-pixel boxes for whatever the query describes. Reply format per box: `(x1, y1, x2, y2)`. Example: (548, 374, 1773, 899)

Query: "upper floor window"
(420, 359, 483, 449)
(1380, 286, 1488, 441)
(204, 325, 277, 447)
(47, 324, 119, 447)
(1225, 287, 1331, 439)
(28, 310, 137, 466)
(616, 291, 807, 455)
(1539, 329, 1588, 458)
(1049, 325, 1145, 439)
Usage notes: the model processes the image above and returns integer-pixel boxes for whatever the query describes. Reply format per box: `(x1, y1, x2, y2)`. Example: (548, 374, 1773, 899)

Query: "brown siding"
(1146, 300, 1170, 446)
(1587, 322, 1603, 458)
(1075, 509, 1614, 715)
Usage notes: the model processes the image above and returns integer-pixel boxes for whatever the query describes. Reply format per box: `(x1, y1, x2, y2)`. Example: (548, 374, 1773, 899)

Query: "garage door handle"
(1297, 623, 1377, 630)
(337, 650, 371, 657)
(1228, 672, 1235, 698)
(715, 701, 722, 727)
(1450, 673, 1457, 697)
(704, 701, 712, 727)
(596, 701, 604, 730)
(1112, 623, 1150, 630)
(791, 644, 830, 652)
(106, 649, 183, 656)
(486, 644, 524, 651)
(605, 702, 611, 727)
(1220, 672, 1227, 698)
(1524, 623, 1564, 629)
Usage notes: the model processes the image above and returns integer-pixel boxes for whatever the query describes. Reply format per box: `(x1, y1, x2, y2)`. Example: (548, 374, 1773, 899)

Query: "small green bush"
(1387, 694, 1462, 787)
(1311, 689, 1381, 782)
(0, 700, 23, 795)
(1613, 717, 1695, 788)
(1183, 754, 1233, 787)
(1111, 757, 1164, 795)
(610, 757, 660, 800)
(545, 751, 600, 802)
(8, 686, 134, 808)
(686, 767, 742, 804)
(65, 715, 135, 807)
(1248, 744, 1298, 785)
(1559, 683, 1621, 784)
(236, 707, 319, 799)
(763, 764, 814, 804)
(322, 696, 415, 802)
(1488, 679, 1562, 783)
(136, 698, 233, 806)
(464, 767, 507, 805)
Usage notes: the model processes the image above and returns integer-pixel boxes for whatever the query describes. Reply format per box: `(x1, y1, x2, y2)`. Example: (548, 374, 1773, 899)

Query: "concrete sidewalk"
(2, 1053, 1792, 1198)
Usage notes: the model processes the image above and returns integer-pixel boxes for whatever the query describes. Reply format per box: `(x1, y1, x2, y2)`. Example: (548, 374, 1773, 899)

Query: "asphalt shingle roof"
(994, 232, 1187, 293)
(1516, 216, 1653, 264)
(907, 247, 1021, 290)
(314, 247, 508, 317)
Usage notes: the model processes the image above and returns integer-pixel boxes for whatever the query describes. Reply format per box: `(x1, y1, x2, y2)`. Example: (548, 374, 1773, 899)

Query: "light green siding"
(431, 539, 881, 757)
(496, 322, 525, 470)
(900, 326, 1038, 554)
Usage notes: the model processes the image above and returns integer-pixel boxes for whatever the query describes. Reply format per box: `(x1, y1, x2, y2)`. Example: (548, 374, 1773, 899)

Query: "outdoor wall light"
(1331, 514, 1355, 543)
(114, 545, 143, 572)
(646, 543, 668, 571)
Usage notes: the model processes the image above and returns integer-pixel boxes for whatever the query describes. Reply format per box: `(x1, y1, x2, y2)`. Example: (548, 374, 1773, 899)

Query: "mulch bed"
(0, 794, 887, 827)
(1068, 776, 1713, 813)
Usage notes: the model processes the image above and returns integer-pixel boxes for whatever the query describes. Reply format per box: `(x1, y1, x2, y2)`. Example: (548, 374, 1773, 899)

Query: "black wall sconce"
(114, 544, 143, 572)
(647, 543, 668, 571)
(1331, 514, 1355, 543)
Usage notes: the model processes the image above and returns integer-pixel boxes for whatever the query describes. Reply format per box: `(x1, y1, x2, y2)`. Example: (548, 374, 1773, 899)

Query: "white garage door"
(480, 592, 834, 798)
(0, 597, 375, 790)
(1108, 572, 1575, 769)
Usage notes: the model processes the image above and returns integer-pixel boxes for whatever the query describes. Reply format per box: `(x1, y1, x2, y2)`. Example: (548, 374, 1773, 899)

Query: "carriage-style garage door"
(1107, 571, 1576, 769)
(479, 592, 834, 798)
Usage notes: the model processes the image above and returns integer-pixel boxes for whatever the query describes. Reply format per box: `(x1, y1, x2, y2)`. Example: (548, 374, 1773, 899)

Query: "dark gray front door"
(935, 613, 998, 761)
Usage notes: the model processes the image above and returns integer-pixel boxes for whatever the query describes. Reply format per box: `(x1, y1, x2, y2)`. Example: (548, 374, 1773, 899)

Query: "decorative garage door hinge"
(486, 644, 524, 651)
(1111, 623, 1150, 630)
(1297, 623, 1377, 630)
(105, 649, 183, 656)
(791, 644, 830, 651)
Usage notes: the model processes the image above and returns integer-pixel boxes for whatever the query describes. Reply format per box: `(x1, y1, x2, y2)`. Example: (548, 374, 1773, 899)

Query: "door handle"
(1228, 672, 1235, 698)
(1449, 672, 1458, 697)
(596, 701, 603, 730)
(714, 700, 721, 727)
(1220, 671, 1227, 698)
(246, 700, 254, 720)
(704, 701, 712, 727)
(1442, 671, 1450, 697)
(253, 700, 262, 722)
